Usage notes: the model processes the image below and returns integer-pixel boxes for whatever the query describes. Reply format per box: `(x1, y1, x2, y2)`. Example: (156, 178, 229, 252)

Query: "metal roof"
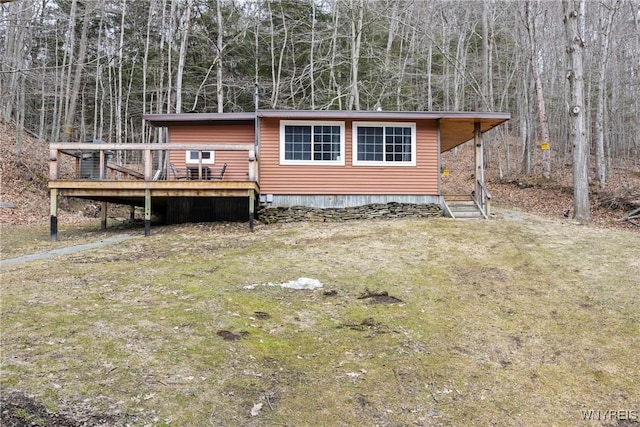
(143, 110, 510, 152)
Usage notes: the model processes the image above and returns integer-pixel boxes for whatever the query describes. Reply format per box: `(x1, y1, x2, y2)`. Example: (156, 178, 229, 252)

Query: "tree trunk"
(142, 0, 156, 143)
(563, 0, 590, 223)
(268, 0, 288, 108)
(327, 0, 342, 109)
(521, 77, 532, 175)
(1, 0, 29, 124)
(526, 0, 551, 180)
(481, 0, 490, 111)
(309, 0, 316, 110)
(595, 0, 620, 189)
(63, 1, 90, 142)
(175, 0, 193, 114)
(216, 0, 224, 113)
(166, 0, 177, 113)
(348, 0, 364, 111)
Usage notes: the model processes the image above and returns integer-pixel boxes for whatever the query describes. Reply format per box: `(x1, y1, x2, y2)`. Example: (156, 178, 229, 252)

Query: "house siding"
(168, 124, 255, 181)
(258, 117, 439, 195)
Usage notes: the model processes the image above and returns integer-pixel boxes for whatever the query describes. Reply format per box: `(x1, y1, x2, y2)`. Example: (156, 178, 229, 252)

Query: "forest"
(1, 0, 639, 220)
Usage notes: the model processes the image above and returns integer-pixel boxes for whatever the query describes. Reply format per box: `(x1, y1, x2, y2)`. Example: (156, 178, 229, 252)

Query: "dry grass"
(1, 210, 639, 426)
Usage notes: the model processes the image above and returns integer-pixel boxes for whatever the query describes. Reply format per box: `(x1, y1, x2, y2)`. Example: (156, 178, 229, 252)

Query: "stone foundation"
(258, 202, 442, 223)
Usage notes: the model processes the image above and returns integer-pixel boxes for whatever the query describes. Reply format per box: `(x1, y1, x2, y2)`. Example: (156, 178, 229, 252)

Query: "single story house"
(48, 109, 509, 239)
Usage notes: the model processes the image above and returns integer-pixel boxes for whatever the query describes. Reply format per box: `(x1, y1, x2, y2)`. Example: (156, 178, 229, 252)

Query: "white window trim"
(280, 120, 346, 166)
(185, 150, 215, 164)
(352, 122, 417, 167)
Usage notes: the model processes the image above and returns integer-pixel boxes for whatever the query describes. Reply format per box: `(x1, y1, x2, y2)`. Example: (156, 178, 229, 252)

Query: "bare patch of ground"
(1, 390, 135, 427)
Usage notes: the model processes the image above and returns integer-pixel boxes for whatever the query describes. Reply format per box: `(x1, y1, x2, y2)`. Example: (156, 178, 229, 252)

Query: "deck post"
(50, 189, 58, 241)
(144, 189, 151, 236)
(249, 191, 255, 232)
(101, 202, 108, 229)
(129, 206, 135, 223)
(49, 149, 59, 180)
(144, 149, 153, 180)
(248, 149, 256, 182)
(99, 150, 106, 179)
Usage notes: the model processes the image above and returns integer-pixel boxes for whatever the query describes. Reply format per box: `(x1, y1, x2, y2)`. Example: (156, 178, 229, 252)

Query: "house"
(48, 110, 509, 240)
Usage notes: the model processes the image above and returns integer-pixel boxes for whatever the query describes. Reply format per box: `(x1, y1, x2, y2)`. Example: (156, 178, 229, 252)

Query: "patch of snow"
(280, 277, 323, 290)
(250, 402, 263, 417)
(244, 277, 323, 290)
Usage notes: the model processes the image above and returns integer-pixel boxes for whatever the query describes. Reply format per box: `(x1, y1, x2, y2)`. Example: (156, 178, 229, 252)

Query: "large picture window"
(352, 122, 416, 166)
(280, 121, 345, 165)
(185, 150, 214, 164)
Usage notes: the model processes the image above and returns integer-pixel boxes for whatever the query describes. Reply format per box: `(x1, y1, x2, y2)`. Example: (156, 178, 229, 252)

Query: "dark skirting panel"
(165, 197, 249, 224)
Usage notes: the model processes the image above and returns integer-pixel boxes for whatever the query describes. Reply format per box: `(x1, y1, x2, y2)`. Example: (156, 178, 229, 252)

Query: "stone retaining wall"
(258, 202, 442, 223)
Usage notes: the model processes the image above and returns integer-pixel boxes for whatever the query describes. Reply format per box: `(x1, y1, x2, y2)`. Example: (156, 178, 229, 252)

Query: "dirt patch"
(217, 330, 249, 341)
(357, 288, 403, 304)
(339, 317, 394, 335)
(0, 391, 132, 427)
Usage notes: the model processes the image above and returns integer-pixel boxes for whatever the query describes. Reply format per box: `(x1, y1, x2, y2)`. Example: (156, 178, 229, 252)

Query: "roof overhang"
(143, 112, 255, 127)
(143, 110, 510, 153)
(439, 113, 510, 152)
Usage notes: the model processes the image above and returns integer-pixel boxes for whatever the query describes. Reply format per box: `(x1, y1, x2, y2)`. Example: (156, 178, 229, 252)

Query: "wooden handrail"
(50, 143, 258, 182)
(476, 179, 492, 200)
(475, 179, 492, 217)
(51, 143, 253, 151)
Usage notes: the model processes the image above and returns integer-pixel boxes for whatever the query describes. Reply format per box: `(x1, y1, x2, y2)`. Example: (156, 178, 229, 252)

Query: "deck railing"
(475, 179, 492, 217)
(49, 143, 258, 183)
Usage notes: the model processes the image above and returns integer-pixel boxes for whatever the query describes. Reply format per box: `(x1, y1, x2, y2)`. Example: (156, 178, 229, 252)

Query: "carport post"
(144, 189, 151, 236)
(100, 202, 108, 229)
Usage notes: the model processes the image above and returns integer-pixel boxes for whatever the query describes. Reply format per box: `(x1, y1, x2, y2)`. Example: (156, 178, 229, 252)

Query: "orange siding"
(168, 124, 254, 179)
(259, 118, 439, 195)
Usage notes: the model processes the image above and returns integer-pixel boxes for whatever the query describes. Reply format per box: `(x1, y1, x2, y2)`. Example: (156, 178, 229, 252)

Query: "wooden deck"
(48, 143, 259, 240)
(49, 180, 259, 199)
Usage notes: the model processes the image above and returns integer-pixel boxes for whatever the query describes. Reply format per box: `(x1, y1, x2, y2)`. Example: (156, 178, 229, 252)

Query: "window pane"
(201, 152, 211, 160)
(313, 125, 341, 161)
(357, 127, 383, 161)
(285, 125, 311, 160)
(384, 126, 412, 162)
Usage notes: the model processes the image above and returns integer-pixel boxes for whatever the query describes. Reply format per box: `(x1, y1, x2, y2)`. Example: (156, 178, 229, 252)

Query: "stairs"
(443, 194, 486, 219)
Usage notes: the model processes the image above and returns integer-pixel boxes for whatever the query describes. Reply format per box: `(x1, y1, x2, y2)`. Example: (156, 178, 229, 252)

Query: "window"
(352, 122, 416, 166)
(280, 121, 345, 165)
(185, 150, 214, 164)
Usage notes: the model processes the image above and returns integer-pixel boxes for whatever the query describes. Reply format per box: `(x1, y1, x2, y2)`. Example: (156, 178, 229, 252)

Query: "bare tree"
(175, 0, 193, 114)
(216, 0, 224, 113)
(594, 0, 621, 189)
(563, 0, 591, 223)
(347, 0, 364, 110)
(525, 0, 552, 179)
(309, 0, 316, 110)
